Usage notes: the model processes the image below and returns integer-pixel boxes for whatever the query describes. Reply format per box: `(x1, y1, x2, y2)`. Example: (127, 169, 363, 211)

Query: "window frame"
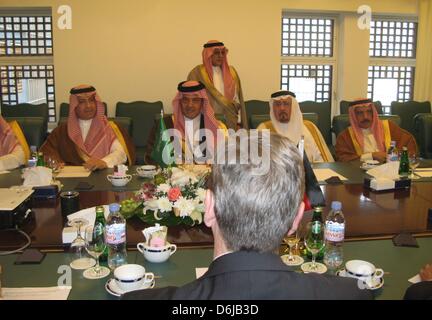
(368, 15, 417, 113)
(280, 12, 338, 106)
(0, 7, 56, 122)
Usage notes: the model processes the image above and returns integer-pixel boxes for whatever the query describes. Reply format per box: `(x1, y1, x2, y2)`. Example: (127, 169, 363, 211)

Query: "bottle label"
(325, 221, 345, 242)
(105, 223, 126, 245)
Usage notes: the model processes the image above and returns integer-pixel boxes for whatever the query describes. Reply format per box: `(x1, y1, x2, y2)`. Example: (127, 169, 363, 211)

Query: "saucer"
(105, 278, 155, 297)
(336, 269, 384, 290)
(281, 254, 304, 266)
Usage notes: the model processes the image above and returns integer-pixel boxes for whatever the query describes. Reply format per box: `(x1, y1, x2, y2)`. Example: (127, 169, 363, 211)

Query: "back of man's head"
(210, 133, 305, 253)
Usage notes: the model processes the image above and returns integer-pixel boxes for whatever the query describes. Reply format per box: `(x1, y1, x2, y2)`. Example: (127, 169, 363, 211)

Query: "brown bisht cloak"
(187, 65, 247, 130)
(41, 121, 135, 165)
(335, 120, 417, 162)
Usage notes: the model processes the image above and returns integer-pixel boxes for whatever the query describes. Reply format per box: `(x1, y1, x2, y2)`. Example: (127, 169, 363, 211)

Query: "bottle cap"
(109, 203, 120, 212)
(331, 201, 342, 211)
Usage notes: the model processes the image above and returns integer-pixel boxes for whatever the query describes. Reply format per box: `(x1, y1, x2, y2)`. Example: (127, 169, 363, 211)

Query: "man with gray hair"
(123, 134, 372, 300)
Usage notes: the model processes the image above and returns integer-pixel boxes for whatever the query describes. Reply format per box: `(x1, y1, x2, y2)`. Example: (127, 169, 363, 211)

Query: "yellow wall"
(0, 0, 418, 117)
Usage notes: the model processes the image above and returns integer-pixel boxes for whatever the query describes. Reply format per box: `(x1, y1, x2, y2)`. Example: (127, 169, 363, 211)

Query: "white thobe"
(359, 128, 379, 161)
(78, 119, 127, 168)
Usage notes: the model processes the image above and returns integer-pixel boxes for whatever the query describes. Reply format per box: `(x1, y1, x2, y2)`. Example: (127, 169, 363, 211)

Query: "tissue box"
(364, 177, 411, 191)
(0, 197, 32, 229)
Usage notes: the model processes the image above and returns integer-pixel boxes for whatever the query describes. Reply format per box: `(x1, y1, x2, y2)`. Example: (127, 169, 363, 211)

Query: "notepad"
(313, 168, 348, 182)
(415, 171, 432, 178)
(0, 286, 71, 300)
(195, 268, 208, 279)
(57, 166, 91, 178)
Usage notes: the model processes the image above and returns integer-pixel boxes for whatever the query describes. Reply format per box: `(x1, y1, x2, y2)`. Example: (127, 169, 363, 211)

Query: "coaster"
(70, 257, 96, 270)
(301, 262, 327, 274)
(83, 266, 111, 280)
(281, 254, 304, 266)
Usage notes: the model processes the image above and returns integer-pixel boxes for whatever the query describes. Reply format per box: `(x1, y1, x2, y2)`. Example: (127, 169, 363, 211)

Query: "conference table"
(1, 161, 432, 300)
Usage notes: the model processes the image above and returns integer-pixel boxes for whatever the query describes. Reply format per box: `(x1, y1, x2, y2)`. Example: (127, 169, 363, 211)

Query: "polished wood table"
(1, 163, 432, 251)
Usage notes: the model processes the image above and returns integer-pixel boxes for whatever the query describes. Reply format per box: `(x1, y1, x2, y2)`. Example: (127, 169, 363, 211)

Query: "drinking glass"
(47, 157, 60, 182)
(68, 218, 95, 270)
(83, 224, 110, 279)
(282, 231, 304, 266)
(301, 221, 327, 273)
(409, 155, 420, 179)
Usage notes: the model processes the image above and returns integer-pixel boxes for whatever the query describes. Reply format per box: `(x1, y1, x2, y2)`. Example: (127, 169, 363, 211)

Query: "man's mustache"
(361, 119, 371, 124)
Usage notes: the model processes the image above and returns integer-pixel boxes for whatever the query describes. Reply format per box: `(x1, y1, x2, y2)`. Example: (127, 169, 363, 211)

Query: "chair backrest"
(414, 113, 432, 159)
(1, 103, 48, 135)
(332, 114, 401, 138)
(5, 116, 46, 148)
(115, 101, 163, 148)
(390, 101, 431, 141)
(299, 100, 332, 145)
(340, 100, 383, 115)
(245, 100, 269, 129)
(249, 112, 319, 130)
(59, 102, 108, 118)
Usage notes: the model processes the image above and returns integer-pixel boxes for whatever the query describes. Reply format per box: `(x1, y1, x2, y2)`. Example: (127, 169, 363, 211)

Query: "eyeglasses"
(181, 97, 203, 105)
(78, 95, 96, 104)
(212, 49, 226, 57)
(273, 100, 291, 107)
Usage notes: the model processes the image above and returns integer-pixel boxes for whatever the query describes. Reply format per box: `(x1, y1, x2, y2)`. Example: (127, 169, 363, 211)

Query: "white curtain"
(414, 0, 432, 102)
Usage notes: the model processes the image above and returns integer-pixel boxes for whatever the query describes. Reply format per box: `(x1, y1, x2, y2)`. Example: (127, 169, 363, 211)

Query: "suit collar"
(203, 251, 291, 278)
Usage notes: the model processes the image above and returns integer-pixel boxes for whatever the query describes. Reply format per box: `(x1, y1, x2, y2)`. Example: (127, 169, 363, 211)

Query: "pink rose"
(168, 187, 181, 201)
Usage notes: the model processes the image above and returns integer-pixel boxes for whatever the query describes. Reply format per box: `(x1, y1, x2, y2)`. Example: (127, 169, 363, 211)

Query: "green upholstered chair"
(1, 103, 48, 136)
(5, 116, 46, 148)
(244, 100, 269, 129)
(332, 114, 401, 138)
(299, 101, 332, 145)
(214, 113, 227, 126)
(249, 112, 319, 130)
(116, 101, 163, 165)
(390, 101, 431, 142)
(413, 113, 432, 159)
(340, 100, 383, 115)
(59, 102, 108, 118)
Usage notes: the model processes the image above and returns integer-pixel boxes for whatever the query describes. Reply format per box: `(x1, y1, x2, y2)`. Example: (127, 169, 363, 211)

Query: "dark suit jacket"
(404, 281, 432, 300)
(122, 251, 373, 300)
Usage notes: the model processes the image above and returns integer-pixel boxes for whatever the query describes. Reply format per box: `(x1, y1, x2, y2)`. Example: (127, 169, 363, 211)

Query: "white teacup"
(107, 174, 132, 187)
(345, 260, 384, 287)
(137, 242, 177, 263)
(136, 165, 157, 178)
(114, 264, 154, 292)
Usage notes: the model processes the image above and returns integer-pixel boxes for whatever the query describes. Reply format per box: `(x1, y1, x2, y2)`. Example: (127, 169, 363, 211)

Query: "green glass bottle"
(95, 206, 109, 262)
(36, 152, 45, 166)
(398, 147, 410, 178)
(306, 206, 325, 260)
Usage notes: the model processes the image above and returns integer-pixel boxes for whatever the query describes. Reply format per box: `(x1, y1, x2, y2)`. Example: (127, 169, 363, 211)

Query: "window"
(368, 18, 417, 113)
(281, 15, 336, 103)
(0, 8, 56, 122)
(281, 64, 332, 102)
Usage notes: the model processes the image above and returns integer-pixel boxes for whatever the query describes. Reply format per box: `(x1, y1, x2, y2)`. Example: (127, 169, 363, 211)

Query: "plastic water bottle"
(106, 203, 127, 270)
(386, 141, 398, 162)
(28, 146, 38, 167)
(324, 201, 345, 272)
